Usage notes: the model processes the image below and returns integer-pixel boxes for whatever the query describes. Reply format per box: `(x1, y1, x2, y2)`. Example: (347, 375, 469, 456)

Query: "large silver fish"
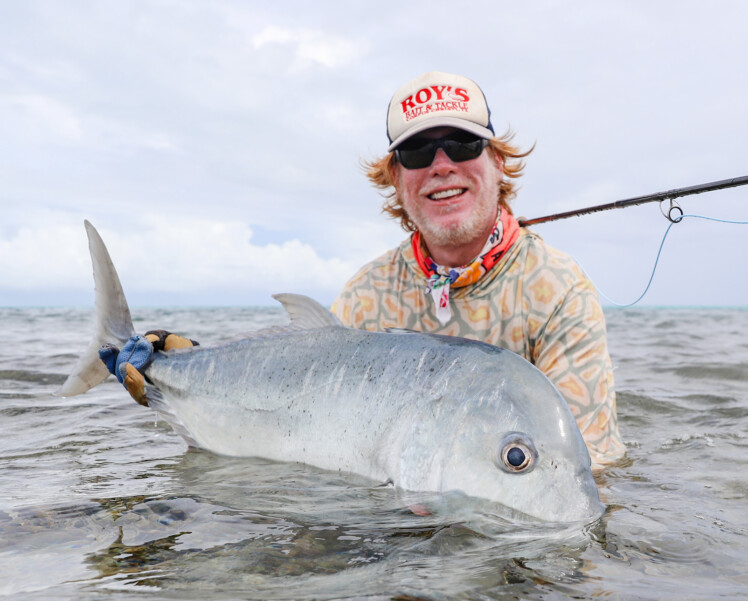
(60, 221, 603, 523)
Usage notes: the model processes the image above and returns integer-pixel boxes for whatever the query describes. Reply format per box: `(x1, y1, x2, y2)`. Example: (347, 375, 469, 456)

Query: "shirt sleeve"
(331, 248, 407, 331)
(530, 275, 625, 468)
(330, 261, 378, 328)
(330, 280, 356, 326)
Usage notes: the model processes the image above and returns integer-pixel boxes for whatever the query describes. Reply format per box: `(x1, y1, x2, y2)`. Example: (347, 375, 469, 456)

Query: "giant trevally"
(59, 221, 603, 523)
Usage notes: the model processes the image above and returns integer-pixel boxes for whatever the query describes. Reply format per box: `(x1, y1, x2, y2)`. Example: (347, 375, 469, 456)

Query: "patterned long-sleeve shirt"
(331, 228, 625, 468)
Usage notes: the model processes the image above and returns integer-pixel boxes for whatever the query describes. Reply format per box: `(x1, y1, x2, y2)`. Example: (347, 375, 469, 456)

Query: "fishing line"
(580, 213, 748, 308)
(517, 175, 748, 305)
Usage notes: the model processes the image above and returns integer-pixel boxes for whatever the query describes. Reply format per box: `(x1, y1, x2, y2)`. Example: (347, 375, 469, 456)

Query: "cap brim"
(388, 117, 494, 152)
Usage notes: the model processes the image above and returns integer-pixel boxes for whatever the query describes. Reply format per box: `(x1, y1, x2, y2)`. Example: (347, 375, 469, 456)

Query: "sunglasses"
(394, 132, 489, 170)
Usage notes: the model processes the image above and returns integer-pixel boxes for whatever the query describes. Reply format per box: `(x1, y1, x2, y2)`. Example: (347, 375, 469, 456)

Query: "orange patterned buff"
(412, 208, 520, 324)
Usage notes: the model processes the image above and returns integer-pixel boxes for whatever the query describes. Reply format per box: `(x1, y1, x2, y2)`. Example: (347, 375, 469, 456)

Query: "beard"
(399, 166, 502, 249)
(407, 194, 497, 247)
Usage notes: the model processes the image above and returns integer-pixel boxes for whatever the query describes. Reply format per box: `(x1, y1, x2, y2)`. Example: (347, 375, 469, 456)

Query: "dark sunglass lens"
(443, 138, 486, 162)
(396, 140, 436, 169)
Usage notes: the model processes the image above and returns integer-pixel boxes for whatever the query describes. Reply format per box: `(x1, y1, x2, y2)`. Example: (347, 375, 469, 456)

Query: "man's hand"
(122, 362, 148, 406)
(144, 329, 199, 352)
(98, 331, 198, 406)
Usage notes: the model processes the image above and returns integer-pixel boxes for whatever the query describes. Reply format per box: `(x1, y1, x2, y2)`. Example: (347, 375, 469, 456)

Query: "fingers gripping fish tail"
(98, 337, 153, 406)
(123, 363, 148, 406)
(56, 220, 137, 397)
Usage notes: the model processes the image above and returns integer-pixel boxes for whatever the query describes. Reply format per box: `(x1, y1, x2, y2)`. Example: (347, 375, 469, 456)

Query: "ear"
(388, 154, 402, 187)
(489, 149, 504, 181)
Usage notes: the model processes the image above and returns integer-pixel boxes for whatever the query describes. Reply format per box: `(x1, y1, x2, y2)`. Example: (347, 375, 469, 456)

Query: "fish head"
(405, 341, 604, 524)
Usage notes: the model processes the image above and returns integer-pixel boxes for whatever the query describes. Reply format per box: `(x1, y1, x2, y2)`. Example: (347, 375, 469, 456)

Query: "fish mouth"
(427, 187, 467, 201)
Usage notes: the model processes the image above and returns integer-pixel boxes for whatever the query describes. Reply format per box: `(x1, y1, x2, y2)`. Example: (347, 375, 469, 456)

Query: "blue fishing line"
(582, 214, 748, 308)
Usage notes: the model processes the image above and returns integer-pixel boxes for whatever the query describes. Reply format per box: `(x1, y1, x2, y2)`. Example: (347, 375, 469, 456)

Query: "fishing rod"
(518, 175, 748, 227)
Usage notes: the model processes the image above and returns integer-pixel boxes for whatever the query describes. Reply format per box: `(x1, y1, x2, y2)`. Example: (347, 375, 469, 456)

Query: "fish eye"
(497, 432, 537, 474)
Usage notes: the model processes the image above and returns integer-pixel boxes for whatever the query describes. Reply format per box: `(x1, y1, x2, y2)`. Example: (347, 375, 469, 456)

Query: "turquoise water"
(1, 306, 747, 600)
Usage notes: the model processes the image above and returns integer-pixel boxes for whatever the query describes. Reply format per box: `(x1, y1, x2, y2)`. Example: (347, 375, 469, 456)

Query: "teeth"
(428, 188, 464, 200)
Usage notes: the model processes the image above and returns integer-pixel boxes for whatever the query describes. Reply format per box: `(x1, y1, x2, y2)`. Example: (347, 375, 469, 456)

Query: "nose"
(428, 148, 456, 175)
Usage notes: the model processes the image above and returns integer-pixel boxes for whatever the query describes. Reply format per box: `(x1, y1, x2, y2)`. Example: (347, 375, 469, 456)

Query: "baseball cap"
(386, 71, 494, 151)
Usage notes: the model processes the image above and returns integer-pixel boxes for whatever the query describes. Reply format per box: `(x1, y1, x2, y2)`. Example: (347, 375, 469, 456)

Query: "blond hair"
(363, 132, 533, 233)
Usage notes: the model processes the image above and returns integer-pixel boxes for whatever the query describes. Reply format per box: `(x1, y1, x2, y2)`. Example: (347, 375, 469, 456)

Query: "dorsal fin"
(272, 293, 343, 329)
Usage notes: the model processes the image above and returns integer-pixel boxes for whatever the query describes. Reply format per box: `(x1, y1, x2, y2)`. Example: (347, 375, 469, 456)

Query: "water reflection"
(73, 452, 600, 599)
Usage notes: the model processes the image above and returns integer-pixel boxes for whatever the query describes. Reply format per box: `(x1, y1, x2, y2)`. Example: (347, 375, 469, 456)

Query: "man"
(108, 71, 623, 468)
(331, 71, 624, 468)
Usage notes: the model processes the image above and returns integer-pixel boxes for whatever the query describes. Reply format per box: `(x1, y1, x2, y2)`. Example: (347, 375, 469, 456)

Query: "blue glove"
(99, 335, 153, 384)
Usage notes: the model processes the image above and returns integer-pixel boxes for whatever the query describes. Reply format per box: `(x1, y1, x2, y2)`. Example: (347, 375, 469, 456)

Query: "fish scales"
(145, 328, 485, 473)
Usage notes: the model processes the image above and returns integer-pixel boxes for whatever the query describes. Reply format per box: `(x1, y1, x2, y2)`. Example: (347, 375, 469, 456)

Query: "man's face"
(394, 127, 503, 248)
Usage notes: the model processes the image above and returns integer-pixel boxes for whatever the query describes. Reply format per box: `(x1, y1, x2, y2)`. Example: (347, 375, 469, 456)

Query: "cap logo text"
(400, 85, 470, 123)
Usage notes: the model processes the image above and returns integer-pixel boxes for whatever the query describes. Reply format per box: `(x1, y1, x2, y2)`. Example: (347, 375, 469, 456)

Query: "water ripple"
(2, 306, 748, 600)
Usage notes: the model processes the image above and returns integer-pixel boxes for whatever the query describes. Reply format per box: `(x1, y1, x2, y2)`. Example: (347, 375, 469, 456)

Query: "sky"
(1, 0, 746, 308)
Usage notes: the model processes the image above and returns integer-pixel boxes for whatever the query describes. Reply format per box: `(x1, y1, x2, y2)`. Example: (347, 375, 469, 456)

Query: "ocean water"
(1, 306, 747, 600)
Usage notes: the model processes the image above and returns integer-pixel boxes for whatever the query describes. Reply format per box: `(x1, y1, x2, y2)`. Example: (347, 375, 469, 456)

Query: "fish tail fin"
(56, 220, 136, 397)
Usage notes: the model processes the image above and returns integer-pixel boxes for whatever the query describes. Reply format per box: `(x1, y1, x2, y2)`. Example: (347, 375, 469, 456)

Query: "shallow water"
(1, 306, 747, 600)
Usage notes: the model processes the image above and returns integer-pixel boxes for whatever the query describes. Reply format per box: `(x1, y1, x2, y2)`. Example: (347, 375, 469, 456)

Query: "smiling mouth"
(428, 188, 466, 201)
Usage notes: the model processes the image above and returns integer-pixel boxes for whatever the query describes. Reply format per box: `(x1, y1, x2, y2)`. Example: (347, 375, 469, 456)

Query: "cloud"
(251, 26, 368, 69)
(0, 93, 180, 158)
(1, 1, 746, 307)
(3, 93, 83, 141)
(0, 214, 360, 306)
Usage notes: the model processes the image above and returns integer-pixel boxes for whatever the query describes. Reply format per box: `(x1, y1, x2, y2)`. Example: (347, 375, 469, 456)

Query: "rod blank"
(518, 175, 748, 227)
